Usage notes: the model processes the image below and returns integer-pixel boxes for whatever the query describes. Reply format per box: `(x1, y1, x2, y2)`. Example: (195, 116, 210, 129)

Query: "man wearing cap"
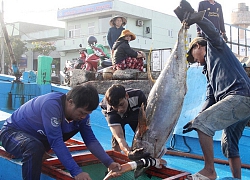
(112, 29, 145, 71)
(175, 0, 250, 180)
(107, 16, 127, 49)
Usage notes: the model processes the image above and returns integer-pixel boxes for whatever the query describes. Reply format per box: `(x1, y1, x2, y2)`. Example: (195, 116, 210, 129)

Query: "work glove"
(180, 0, 194, 13)
(174, 0, 194, 23)
(128, 148, 151, 161)
(174, 0, 204, 28)
(182, 120, 195, 134)
(222, 33, 228, 42)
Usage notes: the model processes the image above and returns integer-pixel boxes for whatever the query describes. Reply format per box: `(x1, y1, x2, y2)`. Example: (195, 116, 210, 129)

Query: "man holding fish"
(100, 84, 149, 159)
(175, 0, 250, 179)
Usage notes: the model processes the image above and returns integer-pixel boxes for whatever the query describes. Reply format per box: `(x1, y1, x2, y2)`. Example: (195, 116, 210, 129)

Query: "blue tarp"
(174, 65, 223, 140)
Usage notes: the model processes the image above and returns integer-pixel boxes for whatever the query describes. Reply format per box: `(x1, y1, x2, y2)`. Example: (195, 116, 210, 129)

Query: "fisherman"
(0, 84, 121, 180)
(100, 84, 149, 160)
(174, 0, 250, 179)
(197, 0, 228, 42)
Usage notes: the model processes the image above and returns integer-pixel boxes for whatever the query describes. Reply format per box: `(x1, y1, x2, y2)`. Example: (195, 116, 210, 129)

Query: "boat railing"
(225, 23, 250, 57)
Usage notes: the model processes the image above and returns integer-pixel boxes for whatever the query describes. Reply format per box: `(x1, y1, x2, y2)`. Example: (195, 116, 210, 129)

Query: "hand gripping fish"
(131, 24, 189, 178)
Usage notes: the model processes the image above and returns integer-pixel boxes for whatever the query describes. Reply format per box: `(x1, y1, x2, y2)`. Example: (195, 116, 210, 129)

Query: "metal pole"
(0, 0, 4, 73)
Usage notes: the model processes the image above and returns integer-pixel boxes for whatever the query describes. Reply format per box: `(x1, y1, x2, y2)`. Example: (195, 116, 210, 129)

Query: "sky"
(1, 0, 249, 28)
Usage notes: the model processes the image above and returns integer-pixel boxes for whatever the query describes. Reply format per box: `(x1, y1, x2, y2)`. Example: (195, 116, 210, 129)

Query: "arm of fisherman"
(200, 83, 216, 112)
(196, 17, 224, 49)
(196, 1, 204, 35)
(78, 117, 121, 170)
(110, 125, 131, 156)
(41, 102, 83, 177)
(218, 4, 226, 34)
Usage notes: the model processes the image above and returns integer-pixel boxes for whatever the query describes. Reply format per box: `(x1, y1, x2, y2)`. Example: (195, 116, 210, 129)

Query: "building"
(2, 0, 197, 80)
(55, 0, 196, 72)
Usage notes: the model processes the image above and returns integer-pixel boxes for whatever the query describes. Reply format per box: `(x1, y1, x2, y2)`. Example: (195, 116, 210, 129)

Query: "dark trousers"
(0, 126, 78, 180)
(0, 126, 45, 180)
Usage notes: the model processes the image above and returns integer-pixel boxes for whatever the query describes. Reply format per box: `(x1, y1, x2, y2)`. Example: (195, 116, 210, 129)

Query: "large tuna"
(131, 24, 188, 175)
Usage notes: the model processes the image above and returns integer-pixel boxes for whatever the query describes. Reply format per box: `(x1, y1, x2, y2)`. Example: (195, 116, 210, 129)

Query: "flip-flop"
(187, 172, 211, 180)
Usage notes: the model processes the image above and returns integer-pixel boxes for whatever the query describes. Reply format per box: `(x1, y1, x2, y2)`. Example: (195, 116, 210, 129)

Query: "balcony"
(55, 33, 153, 52)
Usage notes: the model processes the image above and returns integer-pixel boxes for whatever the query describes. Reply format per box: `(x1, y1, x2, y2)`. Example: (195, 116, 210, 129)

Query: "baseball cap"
(187, 37, 207, 63)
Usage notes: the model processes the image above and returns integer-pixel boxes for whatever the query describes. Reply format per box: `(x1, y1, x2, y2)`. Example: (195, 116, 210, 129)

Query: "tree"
(31, 41, 56, 56)
(3, 36, 28, 66)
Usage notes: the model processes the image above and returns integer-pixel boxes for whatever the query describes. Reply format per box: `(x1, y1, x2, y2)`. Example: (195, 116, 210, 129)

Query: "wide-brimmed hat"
(187, 37, 207, 63)
(109, 15, 127, 27)
(118, 30, 136, 41)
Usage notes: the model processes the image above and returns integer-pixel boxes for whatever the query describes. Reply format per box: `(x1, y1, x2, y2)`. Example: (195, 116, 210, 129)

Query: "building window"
(68, 25, 81, 38)
(88, 22, 95, 35)
(187, 34, 192, 43)
(99, 16, 111, 33)
(168, 29, 173, 38)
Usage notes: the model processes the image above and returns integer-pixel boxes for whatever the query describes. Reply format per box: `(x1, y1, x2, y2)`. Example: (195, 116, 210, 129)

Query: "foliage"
(3, 37, 28, 65)
(31, 41, 56, 56)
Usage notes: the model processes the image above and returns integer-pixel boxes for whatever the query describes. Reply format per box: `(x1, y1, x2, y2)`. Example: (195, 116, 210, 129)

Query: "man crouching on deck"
(0, 84, 121, 180)
(100, 84, 150, 160)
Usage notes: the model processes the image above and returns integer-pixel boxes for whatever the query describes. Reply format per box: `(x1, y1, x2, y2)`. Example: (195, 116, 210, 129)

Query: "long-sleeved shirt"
(197, 1, 225, 34)
(112, 39, 138, 64)
(107, 26, 125, 49)
(196, 18, 250, 111)
(3, 92, 113, 177)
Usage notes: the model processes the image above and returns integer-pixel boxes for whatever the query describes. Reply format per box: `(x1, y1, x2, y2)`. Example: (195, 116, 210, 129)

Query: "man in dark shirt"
(197, 0, 228, 42)
(107, 16, 126, 49)
(100, 84, 147, 157)
(175, 0, 250, 179)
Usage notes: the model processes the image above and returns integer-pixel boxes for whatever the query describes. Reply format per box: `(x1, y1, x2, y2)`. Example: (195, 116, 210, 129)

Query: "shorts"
(192, 95, 250, 157)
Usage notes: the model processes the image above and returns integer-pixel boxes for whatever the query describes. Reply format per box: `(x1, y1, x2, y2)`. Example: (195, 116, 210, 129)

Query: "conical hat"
(109, 15, 127, 27)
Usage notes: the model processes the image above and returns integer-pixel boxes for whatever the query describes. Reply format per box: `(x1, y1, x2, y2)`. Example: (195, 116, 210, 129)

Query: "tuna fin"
(134, 167, 146, 179)
(138, 103, 148, 137)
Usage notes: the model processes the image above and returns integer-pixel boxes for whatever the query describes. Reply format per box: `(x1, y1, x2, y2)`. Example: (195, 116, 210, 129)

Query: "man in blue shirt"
(0, 84, 121, 180)
(175, 1, 250, 179)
